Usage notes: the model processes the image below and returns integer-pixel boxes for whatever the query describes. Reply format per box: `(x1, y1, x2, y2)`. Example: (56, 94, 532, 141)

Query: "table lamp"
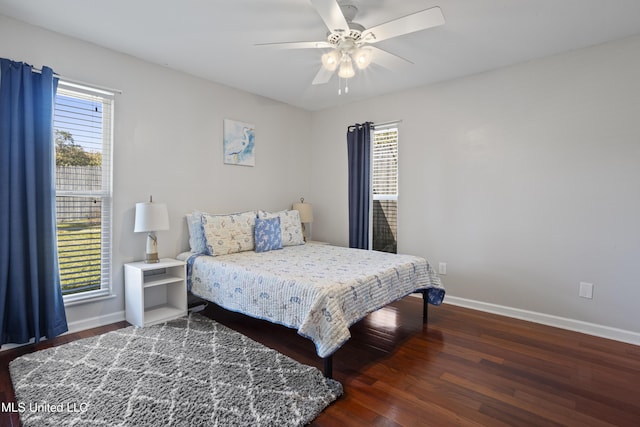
(134, 196, 170, 263)
(293, 197, 314, 241)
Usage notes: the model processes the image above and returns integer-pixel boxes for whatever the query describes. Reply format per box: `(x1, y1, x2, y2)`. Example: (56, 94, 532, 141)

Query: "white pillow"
(202, 211, 257, 255)
(258, 209, 304, 246)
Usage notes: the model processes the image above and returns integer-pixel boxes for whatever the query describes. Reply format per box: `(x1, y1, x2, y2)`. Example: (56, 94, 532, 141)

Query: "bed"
(180, 209, 445, 377)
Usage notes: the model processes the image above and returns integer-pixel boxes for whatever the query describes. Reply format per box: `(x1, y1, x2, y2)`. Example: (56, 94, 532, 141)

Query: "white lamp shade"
(293, 202, 314, 223)
(338, 59, 355, 79)
(353, 47, 373, 70)
(134, 202, 170, 232)
(321, 50, 340, 71)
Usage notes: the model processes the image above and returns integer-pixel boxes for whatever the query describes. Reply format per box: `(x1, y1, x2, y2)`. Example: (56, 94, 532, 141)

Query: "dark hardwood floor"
(2, 297, 639, 426)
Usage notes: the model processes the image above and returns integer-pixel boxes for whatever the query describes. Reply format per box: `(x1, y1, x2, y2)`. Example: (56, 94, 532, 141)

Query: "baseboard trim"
(443, 295, 640, 346)
(66, 310, 126, 334)
(1, 311, 126, 352)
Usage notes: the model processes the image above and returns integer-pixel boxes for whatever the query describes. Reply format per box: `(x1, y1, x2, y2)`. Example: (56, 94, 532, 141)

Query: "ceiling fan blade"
(370, 46, 413, 70)
(255, 41, 332, 49)
(312, 66, 334, 85)
(362, 6, 445, 43)
(310, 0, 349, 33)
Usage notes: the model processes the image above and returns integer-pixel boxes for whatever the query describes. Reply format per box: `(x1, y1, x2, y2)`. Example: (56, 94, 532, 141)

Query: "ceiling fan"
(256, 0, 445, 92)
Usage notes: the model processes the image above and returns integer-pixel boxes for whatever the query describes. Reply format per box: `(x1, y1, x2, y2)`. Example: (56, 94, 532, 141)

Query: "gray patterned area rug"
(9, 313, 342, 426)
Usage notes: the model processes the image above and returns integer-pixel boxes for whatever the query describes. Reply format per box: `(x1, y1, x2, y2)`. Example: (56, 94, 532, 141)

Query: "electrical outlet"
(438, 262, 447, 275)
(579, 282, 593, 299)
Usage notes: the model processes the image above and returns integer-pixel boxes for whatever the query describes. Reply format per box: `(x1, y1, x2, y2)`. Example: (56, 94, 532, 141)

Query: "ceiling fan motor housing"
(327, 4, 366, 46)
(328, 28, 363, 46)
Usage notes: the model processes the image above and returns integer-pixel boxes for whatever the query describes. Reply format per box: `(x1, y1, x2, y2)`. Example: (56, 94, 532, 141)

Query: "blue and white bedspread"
(178, 243, 444, 358)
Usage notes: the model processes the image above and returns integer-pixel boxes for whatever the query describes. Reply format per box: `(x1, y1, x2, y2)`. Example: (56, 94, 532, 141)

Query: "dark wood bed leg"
(422, 291, 429, 322)
(323, 356, 333, 379)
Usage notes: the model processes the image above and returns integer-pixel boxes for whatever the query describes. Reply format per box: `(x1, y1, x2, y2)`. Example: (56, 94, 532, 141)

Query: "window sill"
(64, 291, 117, 307)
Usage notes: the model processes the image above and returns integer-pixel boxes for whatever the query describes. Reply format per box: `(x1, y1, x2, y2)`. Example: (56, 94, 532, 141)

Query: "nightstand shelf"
(124, 258, 187, 327)
(143, 273, 184, 288)
(143, 304, 184, 325)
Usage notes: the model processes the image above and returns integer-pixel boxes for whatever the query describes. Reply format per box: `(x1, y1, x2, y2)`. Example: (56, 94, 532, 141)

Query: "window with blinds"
(371, 125, 398, 254)
(54, 82, 114, 300)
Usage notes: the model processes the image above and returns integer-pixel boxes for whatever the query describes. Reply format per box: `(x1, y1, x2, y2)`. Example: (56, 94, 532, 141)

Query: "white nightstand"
(124, 258, 187, 327)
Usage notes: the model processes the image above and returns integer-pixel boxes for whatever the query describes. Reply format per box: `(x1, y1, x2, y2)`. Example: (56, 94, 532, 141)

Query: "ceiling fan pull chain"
(337, 76, 350, 95)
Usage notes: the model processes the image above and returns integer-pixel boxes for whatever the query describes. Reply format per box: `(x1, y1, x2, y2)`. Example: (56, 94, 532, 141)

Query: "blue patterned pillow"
(186, 211, 207, 254)
(254, 217, 283, 253)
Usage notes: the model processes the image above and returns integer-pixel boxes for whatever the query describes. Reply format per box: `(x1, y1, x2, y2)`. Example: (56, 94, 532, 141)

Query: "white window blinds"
(372, 126, 398, 200)
(371, 124, 398, 253)
(54, 82, 114, 300)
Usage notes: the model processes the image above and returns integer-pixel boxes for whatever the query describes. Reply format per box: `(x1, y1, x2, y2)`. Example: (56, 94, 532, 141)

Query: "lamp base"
(144, 252, 160, 263)
(144, 232, 160, 263)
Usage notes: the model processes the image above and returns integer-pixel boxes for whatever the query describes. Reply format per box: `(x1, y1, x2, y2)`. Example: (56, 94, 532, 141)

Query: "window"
(371, 124, 398, 253)
(54, 82, 114, 301)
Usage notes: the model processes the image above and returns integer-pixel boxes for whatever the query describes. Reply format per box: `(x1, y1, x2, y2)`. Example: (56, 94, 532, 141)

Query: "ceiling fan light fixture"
(338, 57, 355, 79)
(353, 47, 372, 70)
(257, 1, 446, 91)
(321, 50, 340, 71)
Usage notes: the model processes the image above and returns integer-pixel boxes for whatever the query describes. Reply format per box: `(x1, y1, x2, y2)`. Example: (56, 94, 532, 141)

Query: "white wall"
(0, 15, 312, 331)
(309, 35, 640, 338)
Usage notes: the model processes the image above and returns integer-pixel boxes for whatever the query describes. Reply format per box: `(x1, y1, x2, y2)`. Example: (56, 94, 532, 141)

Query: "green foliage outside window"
(55, 130, 102, 166)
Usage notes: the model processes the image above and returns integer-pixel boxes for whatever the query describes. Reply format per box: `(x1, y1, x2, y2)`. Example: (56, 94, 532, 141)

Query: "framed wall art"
(223, 118, 255, 166)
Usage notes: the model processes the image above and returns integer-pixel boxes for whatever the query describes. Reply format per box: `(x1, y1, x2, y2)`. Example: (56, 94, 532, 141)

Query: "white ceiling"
(2, 0, 640, 111)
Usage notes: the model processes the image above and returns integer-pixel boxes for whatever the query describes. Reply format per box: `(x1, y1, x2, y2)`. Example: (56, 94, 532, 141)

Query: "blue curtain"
(0, 59, 68, 346)
(347, 122, 372, 249)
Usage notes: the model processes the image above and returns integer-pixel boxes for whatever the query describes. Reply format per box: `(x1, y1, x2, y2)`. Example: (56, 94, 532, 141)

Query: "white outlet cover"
(438, 262, 447, 275)
(579, 282, 593, 299)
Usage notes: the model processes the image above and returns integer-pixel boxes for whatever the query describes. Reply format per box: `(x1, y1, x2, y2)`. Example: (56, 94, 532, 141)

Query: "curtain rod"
(30, 66, 123, 95)
(347, 121, 372, 132)
(348, 120, 402, 132)
(372, 119, 402, 128)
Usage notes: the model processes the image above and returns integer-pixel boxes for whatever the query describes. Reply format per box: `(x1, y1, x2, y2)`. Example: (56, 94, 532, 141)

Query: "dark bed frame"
(189, 290, 430, 379)
(321, 290, 430, 379)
